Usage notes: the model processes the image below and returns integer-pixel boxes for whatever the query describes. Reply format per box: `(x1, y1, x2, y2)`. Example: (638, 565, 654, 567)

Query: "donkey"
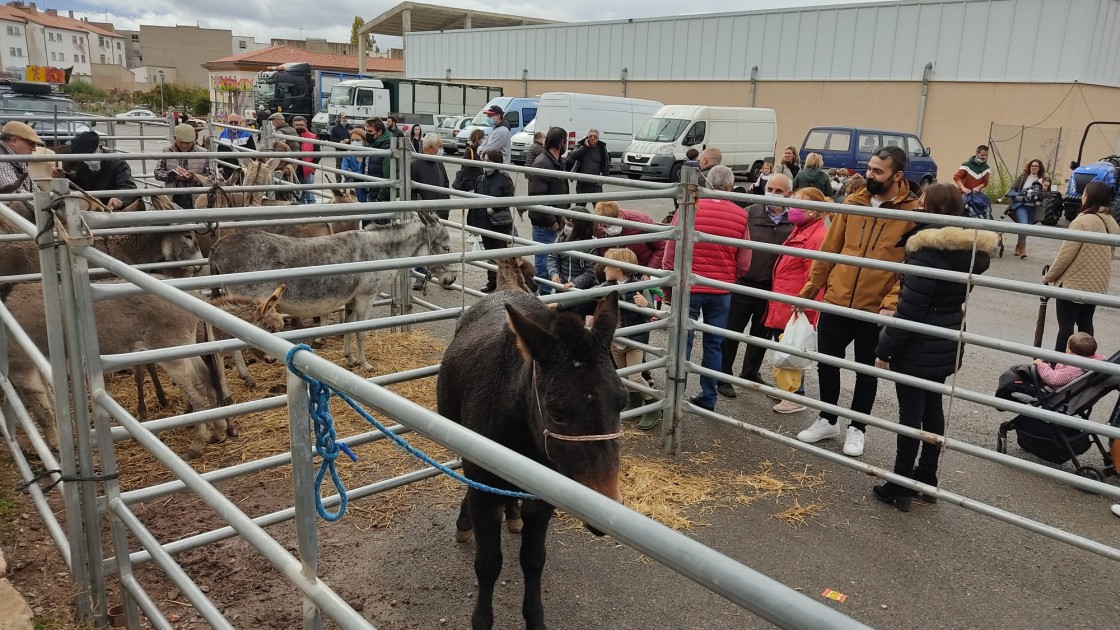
(209, 212, 456, 370)
(437, 290, 624, 630)
(0, 223, 203, 278)
(3, 281, 229, 459)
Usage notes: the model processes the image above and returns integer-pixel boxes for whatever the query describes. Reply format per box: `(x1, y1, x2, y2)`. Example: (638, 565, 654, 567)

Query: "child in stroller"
(962, 192, 1005, 257)
(995, 347, 1120, 482)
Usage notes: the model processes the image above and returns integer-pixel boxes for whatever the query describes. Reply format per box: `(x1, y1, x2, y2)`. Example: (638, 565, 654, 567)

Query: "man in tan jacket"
(795, 145, 922, 457)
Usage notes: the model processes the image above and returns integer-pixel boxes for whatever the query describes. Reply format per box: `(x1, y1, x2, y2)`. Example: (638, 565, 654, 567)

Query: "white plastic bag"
(772, 312, 817, 371)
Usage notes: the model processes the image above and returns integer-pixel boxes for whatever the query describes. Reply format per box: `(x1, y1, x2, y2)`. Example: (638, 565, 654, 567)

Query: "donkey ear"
(260, 284, 286, 317)
(506, 304, 552, 362)
(590, 291, 620, 349)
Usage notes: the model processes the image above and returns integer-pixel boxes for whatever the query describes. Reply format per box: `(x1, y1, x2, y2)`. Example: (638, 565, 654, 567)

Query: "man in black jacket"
(566, 129, 608, 206)
(718, 172, 794, 397)
(528, 126, 569, 294)
(51, 131, 135, 209)
(329, 114, 352, 144)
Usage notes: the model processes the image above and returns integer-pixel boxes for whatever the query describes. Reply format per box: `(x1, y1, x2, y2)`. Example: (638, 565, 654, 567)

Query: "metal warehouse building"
(402, 0, 1120, 182)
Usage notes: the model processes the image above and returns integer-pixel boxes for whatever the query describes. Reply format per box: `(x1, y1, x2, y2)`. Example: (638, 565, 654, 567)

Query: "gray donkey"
(209, 212, 456, 370)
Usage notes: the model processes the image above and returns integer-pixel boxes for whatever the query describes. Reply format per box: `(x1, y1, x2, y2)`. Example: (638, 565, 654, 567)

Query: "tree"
(349, 16, 375, 51)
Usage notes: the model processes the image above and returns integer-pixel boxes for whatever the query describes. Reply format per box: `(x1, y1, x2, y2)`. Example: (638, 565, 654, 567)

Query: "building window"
(74, 54, 79, 62)
(99, 36, 105, 47)
(116, 41, 121, 49)
(72, 35, 78, 44)
(8, 48, 13, 57)
(100, 54, 106, 64)
(239, 40, 247, 49)
(81, 54, 86, 63)
(6, 25, 18, 35)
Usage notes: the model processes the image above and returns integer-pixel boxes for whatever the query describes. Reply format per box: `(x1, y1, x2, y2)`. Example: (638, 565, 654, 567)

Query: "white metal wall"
(405, 0, 1120, 87)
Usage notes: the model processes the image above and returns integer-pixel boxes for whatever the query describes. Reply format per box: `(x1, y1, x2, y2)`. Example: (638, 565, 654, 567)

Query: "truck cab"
(253, 62, 315, 120)
(327, 79, 391, 122)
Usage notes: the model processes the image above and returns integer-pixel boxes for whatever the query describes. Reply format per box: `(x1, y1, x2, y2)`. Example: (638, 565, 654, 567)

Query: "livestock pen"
(0, 120, 1117, 629)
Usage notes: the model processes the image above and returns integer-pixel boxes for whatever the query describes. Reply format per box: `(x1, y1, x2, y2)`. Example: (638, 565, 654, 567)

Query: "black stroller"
(995, 350, 1120, 482)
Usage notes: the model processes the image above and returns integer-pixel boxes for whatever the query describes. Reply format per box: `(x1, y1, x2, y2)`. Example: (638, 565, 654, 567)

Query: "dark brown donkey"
(437, 290, 625, 630)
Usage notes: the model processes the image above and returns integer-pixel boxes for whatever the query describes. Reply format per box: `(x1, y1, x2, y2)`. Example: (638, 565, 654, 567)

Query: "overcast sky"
(62, 0, 882, 48)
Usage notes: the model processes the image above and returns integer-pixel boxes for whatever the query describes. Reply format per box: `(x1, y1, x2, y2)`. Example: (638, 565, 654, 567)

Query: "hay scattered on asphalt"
(108, 327, 829, 533)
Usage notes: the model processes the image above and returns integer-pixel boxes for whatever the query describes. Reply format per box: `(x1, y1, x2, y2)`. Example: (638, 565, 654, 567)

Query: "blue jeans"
(299, 172, 316, 204)
(685, 292, 731, 410)
(1012, 205, 1032, 246)
(532, 225, 558, 295)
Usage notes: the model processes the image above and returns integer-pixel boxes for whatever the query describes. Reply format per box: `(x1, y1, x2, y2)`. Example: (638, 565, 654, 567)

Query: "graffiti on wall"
(212, 76, 253, 92)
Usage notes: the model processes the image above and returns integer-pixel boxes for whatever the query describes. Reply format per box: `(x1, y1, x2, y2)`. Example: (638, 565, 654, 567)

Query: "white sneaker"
(797, 418, 841, 443)
(843, 427, 866, 457)
(773, 399, 807, 414)
(1111, 504, 1120, 518)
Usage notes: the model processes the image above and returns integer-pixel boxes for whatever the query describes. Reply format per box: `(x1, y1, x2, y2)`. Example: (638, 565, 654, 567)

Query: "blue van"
(799, 127, 938, 187)
(454, 96, 539, 152)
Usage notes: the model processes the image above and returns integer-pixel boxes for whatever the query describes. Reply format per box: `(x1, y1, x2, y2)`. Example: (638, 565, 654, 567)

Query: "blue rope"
(285, 345, 535, 522)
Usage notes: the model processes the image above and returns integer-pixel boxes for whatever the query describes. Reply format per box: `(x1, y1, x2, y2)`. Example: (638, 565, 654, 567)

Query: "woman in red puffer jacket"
(764, 188, 829, 413)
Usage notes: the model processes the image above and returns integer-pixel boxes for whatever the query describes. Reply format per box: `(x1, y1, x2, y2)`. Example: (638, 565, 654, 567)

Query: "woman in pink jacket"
(764, 187, 830, 413)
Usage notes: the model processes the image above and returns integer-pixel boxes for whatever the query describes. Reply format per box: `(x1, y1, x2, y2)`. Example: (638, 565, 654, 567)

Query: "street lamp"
(157, 70, 165, 115)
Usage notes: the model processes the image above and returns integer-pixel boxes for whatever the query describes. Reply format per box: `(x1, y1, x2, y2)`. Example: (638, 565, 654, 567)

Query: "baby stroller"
(995, 350, 1120, 482)
(963, 192, 1003, 257)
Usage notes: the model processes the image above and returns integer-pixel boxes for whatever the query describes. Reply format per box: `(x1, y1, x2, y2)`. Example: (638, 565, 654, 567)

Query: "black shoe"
(412, 277, 427, 291)
(717, 382, 736, 398)
(624, 392, 644, 413)
(872, 482, 915, 512)
(479, 283, 497, 294)
(913, 469, 939, 504)
(688, 395, 715, 412)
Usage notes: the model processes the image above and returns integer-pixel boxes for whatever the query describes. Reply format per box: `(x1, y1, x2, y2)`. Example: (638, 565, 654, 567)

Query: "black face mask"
(866, 174, 894, 196)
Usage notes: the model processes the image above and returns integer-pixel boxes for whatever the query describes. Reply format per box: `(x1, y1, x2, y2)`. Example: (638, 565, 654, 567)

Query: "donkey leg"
(133, 367, 149, 420)
(196, 355, 230, 442)
(467, 490, 504, 630)
(13, 370, 58, 451)
(505, 499, 523, 534)
(160, 358, 214, 459)
(519, 500, 555, 630)
(455, 492, 473, 542)
(233, 350, 256, 389)
(148, 363, 170, 408)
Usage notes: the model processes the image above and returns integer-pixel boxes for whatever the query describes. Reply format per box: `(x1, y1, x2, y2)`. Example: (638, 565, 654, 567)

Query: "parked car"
(510, 118, 537, 164)
(436, 115, 470, 154)
(0, 81, 90, 146)
(623, 105, 777, 182)
(115, 108, 157, 120)
(798, 126, 938, 188)
(391, 112, 436, 135)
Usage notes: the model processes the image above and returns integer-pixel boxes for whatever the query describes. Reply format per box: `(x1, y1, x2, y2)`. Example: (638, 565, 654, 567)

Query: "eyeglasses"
(587, 135, 599, 140)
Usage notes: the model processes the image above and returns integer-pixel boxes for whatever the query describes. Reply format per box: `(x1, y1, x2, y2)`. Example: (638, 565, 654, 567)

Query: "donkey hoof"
(207, 433, 226, 445)
(242, 377, 257, 389)
(455, 528, 474, 543)
(268, 383, 286, 395)
(506, 518, 524, 534)
(186, 447, 204, 460)
(226, 423, 240, 438)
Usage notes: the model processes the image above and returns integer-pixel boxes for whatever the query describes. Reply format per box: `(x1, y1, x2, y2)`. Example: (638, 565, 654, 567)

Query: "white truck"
(322, 78, 502, 133)
(622, 105, 778, 182)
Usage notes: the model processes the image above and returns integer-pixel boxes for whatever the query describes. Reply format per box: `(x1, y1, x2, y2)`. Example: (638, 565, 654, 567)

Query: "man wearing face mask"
(954, 144, 991, 216)
(796, 145, 921, 457)
(718, 173, 795, 397)
(477, 105, 512, 164)
(51, 131, 136, 209)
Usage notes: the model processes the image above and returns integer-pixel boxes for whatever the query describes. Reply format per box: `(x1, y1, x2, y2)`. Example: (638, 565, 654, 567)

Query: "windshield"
(329, 85, 353, 107)
(635, 118, 689, 143)
(523, 119, 536, 133)
(254, 81, 275, 100)
(0, 96, 76, 114)
(470, 109, 495, 126)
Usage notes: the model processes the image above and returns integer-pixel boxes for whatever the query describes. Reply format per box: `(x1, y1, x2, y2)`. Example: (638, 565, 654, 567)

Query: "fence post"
(287, 370, 323, 630)
(60, 197, 143, 629)
(399, 140, 414, 331)
(661, 166, 699, 455)
(34, 181, 96, 620)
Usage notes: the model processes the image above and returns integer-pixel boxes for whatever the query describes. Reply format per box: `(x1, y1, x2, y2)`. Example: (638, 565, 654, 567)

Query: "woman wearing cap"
(0, 121, 44, 195)
(155, 123, 215, 209)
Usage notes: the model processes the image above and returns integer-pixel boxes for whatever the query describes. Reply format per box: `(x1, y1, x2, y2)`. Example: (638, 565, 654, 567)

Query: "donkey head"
(417, 211, 457, 288)
(158, 232, 204, 277)
(506, 292, 625, 514)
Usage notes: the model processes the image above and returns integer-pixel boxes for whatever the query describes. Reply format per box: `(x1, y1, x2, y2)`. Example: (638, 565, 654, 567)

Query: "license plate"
(630, 165, 644, 172)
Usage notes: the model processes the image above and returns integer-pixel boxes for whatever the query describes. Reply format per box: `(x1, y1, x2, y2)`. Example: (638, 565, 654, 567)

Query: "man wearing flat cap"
(155, 123, 214, 209)
(51, 131, 136, 209)
(0, 121, 43, 194)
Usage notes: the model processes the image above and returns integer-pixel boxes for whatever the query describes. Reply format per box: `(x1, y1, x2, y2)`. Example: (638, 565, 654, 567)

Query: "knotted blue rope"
(285, 344, 535, 522)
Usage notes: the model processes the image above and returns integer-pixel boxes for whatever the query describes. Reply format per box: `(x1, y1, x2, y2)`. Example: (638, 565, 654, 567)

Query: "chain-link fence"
(988, 123, 1063, 199)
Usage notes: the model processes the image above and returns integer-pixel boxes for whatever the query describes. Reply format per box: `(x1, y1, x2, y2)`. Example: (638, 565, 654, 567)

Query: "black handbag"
(487, 207, 513, 226)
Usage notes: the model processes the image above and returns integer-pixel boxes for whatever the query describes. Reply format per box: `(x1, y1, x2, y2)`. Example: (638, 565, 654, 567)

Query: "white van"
(532, 93, 663, 168)
(623, 106, 778, 182)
